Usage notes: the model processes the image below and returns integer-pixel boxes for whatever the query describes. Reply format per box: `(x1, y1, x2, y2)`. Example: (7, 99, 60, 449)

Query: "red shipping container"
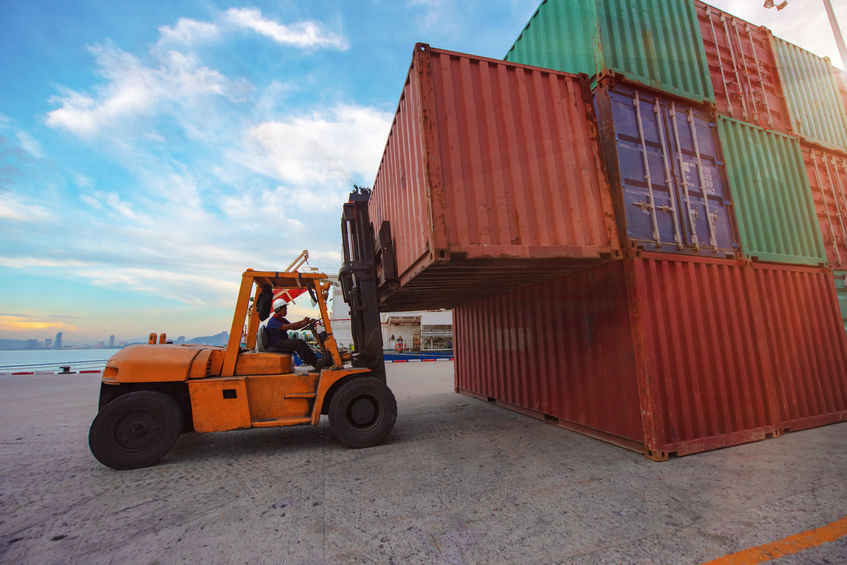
(803, 143, 847, 270)
(752, 262, 847, 431)
(370, 44, 620, 312)
(695, 1, 792, 134)
(456, 253, 847, 459)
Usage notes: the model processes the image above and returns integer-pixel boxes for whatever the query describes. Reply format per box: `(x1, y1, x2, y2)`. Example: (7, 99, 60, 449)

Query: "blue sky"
(1, 0, 844, 344)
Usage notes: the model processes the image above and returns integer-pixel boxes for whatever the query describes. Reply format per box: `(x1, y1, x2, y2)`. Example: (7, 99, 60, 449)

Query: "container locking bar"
(633, 92, 661, 245)
(812, 151, 842, 264)
(706, 6, 734, 117)
(670, 104, 699, 250)
(687, 109, 719, 251)
(654, 98, 683, 248)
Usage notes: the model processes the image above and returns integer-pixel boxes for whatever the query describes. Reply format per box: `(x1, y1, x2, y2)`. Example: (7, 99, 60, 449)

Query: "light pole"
(765, 0, 847, 69)
(823, 0, 847, 69)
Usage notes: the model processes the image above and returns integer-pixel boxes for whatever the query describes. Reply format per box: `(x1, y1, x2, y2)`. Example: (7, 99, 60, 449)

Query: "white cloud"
(46, 43, 243, 138)
(80, 266, 239, 306)
(225, 8, 348, 50)
(158, 17, 220, 47)
(15, 131, 44, 158)
(0, 193, 53, 222)
(408, 0, 452, 32)
(73, 173, 92, 188)
(0, 257, 88, 268)
(241, 104, 392, 187)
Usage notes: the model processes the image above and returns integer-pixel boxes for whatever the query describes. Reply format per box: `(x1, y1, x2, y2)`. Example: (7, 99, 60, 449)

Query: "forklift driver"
(267, 299, 328, 369)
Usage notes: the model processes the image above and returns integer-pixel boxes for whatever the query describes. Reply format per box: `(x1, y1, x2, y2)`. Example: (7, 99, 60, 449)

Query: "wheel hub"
(349, 396, 377, 426)
(114, 410, 163, 451)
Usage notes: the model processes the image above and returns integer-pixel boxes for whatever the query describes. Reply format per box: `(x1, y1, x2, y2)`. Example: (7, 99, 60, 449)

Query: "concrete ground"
(1, 363, 846, 564)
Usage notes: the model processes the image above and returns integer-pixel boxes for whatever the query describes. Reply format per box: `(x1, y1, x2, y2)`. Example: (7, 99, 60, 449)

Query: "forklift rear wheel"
(89, 391, 183, 470)
(328, 377, 397, 448)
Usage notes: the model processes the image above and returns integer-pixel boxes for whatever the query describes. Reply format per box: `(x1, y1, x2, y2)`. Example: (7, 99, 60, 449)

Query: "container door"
(604, 86, 686, 251)
(601, 84, 739, 256)
(663, 99, 739, 256)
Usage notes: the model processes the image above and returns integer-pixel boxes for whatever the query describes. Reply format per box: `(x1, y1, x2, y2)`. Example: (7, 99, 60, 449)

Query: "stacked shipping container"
(368, 0, 847, 458)
(369, 45, 620, 312)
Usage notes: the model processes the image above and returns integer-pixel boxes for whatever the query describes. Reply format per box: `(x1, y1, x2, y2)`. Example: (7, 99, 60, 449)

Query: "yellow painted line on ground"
(703, 516, 847, 564)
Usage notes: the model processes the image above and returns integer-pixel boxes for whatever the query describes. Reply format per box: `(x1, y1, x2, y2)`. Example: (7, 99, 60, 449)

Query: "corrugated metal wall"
(454, 254, 804, 458)
(801, 145, 847, 270)
(505, 0, 713, 104)
(504, 0, 599, 83)
(771, 36, 847, 152)
(594, 82, 739, 257)
(454, 261, 643, 444)
(631, 254, 779, 456)
(695, 1, 791, 134)
(370, 51, 430, 286)
(370, 45, 620, 312)
(753, 263, 847, 431)
(717, 117, 827, 265)
(427, 48, 617, 258)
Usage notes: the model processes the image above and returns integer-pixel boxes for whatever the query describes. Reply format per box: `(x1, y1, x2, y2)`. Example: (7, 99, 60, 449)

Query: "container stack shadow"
(368, 0, 847, 459)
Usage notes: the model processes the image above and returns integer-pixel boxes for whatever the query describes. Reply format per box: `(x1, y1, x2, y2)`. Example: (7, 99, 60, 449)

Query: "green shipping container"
(835, 271, 847, 334)
(771, 36, 847, 152)
(505, 0, 714, 104)
(718, 117, 827, 266)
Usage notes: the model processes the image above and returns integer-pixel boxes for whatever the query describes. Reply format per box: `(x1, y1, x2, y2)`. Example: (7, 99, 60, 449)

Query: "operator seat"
(258, 325, 269, 352)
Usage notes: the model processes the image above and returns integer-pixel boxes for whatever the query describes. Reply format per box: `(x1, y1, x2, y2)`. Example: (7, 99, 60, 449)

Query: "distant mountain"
(186, 332, 229, 347)
(0, 339, 29, 350)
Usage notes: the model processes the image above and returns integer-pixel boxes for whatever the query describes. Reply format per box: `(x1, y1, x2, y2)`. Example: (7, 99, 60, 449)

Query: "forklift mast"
(340, 187, 386, 382)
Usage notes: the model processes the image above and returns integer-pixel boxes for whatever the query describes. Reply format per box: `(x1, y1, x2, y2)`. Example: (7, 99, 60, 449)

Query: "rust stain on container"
(370, 44, 620, 312)
(695, 1, 792, 134)
(456, 254, 787, 459)
(802, 143, 847, 270)
(752, 262, 847, 432)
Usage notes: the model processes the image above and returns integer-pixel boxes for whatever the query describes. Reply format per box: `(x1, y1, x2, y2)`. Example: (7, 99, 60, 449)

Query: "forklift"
(88, 188, 393, 469)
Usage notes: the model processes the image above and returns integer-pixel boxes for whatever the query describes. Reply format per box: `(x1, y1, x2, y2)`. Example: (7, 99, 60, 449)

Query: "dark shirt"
(267, 315, 290, 348)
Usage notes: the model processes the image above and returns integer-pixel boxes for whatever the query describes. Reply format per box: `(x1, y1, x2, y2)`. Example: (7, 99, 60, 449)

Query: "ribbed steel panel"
(801, 144, 847, 270)
(594, 81, 740, 257)
(456, 254, 782, 459)
(454, 261, 643, 444)
(753, 263, 847, 431)
(630, 254, 779, 457)
(717, 117, 827, 265)
(771, 36, 847, 152)
(505, 0, 714, 104)
(370, 44, 620, 312)
(834, 271, 847, 334)
(695, 1, 792, 134)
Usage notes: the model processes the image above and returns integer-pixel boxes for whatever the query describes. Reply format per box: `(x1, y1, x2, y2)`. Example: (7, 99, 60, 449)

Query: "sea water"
(0, 348, 118, 373)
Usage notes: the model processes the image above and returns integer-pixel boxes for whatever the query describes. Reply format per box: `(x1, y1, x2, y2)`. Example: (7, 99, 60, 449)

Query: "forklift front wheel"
(89, 391, 183, 470)
(328, 377, 397, 448)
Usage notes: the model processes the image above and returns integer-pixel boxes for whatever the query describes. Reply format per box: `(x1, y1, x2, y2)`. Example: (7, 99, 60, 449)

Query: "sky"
(1, 0, 845, 344)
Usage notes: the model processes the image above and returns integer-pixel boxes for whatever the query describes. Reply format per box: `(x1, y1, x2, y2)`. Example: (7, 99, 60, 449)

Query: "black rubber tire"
(328, 377, 397, 448)
(88, 391, 183, 470)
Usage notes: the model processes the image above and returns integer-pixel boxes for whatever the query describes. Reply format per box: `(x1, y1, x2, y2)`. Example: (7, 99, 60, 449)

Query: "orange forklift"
(89, 189, 395, 469)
